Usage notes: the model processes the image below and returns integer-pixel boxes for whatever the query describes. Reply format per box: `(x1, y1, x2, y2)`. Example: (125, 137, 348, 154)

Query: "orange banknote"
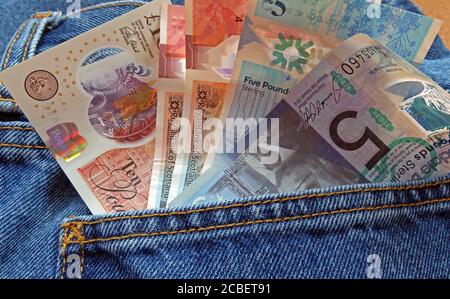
(159, 4, 186, 79)
(151, 3, 187, 208)
(169, 0, 249, 199)
(186, 0, 248, 72)
(192, 0, 247, 47)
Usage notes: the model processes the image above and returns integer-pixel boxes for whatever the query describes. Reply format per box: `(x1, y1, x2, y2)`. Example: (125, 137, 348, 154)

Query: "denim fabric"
(61, 177, 450, 279)
(0, 0, 150, 55)
(0, 0, 449, 279)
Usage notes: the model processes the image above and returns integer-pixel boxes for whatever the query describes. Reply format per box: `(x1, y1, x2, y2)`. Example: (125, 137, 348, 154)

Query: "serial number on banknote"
(340, 45, 387, 75)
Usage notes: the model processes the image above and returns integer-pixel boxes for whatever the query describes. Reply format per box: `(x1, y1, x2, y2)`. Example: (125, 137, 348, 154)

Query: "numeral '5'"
(330, 111, 391, 170)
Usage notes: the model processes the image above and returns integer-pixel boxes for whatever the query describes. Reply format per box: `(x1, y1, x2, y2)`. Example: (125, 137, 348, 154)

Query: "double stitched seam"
(65, 197, 450, 245)
(21, 21, 39, 62)
(65, 179, 450, 226)
(60, 222, 85, 279)
(2, 21, 27, 70)
(59, 196, 450, 278)
(1, 17, 42, 101)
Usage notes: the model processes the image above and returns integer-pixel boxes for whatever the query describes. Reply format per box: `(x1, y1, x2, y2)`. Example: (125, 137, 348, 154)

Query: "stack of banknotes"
(0, 0, 449, 214)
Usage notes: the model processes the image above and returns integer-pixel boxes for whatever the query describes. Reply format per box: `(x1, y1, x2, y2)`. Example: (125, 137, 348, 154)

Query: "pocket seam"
(21, 21, 39, 62)
(0, 143, 47, 149)
(0, 126, 33, 131)
(59, 196, 450, 279)
(65, 179, 450, 226)
(2, 21, 27, 70)
(64, 197, 450, 246)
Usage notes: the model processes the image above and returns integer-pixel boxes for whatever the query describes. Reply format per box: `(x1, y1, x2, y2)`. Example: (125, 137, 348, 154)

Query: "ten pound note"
(0, 0, 170, 214)
(169, 34, 450, 207)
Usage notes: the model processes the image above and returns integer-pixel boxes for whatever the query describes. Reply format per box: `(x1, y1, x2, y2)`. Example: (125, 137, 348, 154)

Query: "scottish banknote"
(169, 0, 249, 201)
(202, 0, 442, 170)
(169, 34, 450, 207)
(0, 0, 169, 214)
(149, 3, 186, 209)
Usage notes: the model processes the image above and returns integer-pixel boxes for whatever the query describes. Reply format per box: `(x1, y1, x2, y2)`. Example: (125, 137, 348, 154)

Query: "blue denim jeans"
(0, 0, 449, 279)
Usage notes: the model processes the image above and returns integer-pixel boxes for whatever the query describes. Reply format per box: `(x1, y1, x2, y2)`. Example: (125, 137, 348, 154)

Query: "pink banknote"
(78, 142, 155, 212)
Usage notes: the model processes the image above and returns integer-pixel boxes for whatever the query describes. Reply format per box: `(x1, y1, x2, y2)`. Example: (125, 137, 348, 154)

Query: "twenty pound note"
(0, 0, 170, 214)
(169, 34, 450, 207)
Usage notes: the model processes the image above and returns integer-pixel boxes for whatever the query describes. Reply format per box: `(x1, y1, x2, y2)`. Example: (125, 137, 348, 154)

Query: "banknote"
(149, 3, 186, 209)
(202, 0, 442, 170)
(168, 34, 450, 207)
(78, 141, 155, 211)
(169, 0, 249, 201)
(159, 3, 186, 80)
(288, 34, 450, 183)
(0, 0, 169, 214)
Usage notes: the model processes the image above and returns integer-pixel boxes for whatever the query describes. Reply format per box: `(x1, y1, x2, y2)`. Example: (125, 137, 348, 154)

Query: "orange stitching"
(79, 2, 143, 13)
(66, 179, 450, 226)
(60, 223, 84, 279)
(2, 21, 27, 70)
(34, 12, 53, 19)
(0, 98, 16, 103)
(0, 143, 47, 149)
(66, 197, 450, 245)
(0, 127, 33, 131)
(21, 21, 39, 62)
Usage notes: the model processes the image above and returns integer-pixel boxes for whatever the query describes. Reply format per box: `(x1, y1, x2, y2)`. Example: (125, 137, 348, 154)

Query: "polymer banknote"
(202, 0, 442, 170)
(149, 3, 186, 209)
(0, 0, 170, 214)
(169, 34, 450, 207)
(168, 0, 249, 201)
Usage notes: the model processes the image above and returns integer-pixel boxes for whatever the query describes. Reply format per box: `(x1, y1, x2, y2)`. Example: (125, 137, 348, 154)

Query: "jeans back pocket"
(60, 176, 450, 279)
